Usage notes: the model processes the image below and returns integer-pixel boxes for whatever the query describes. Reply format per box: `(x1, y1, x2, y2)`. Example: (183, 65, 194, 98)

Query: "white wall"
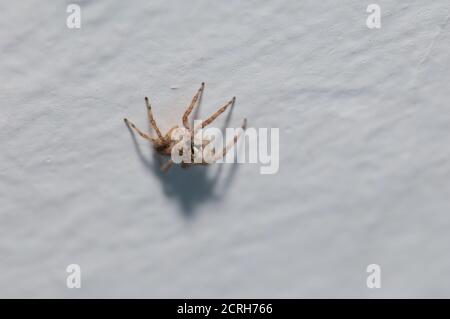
(1, 0, 450, 297)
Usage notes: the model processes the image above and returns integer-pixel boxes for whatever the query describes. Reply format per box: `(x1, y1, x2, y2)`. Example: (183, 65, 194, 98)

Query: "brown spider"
(124, 82, 247, 173)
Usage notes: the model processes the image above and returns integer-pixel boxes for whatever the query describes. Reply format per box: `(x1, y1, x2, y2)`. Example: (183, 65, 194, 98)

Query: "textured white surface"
(1, 0, 450, 298)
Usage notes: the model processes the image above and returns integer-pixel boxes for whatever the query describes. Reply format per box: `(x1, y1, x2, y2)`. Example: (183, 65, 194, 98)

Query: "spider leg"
(164, 125, 180, 142)
(195, 96, 235, 132)
(145, 97, 164, 140)
(182, 82, 205, 130)
(213, 118, 247, 162)
(161, 159, 173, 174)
(124, 118, 159, 143)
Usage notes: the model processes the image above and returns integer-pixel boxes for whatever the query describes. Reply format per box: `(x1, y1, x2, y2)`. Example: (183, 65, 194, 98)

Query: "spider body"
(124, 83, 246, 173)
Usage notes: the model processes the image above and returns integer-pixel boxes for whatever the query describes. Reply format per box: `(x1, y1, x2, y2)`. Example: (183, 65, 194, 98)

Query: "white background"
(1, 0, 450, 297)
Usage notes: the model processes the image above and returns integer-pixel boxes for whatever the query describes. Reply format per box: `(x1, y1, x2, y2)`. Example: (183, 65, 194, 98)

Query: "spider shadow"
(125, 105, 239, 216)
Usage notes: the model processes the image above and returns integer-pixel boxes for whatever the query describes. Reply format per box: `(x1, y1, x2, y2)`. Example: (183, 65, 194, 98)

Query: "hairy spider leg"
(213, 118, 247, 162)
(164, 125, 180, 142)
(194, 96, 235, 133)
(145, 97, 164, 140)
(124, 118, 158, 143)
(182, 82, 205, 130)
(161, 159, 173, 174)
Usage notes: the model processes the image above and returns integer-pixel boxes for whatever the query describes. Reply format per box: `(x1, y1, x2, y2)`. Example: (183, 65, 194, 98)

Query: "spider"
(124, 82, 247, 173)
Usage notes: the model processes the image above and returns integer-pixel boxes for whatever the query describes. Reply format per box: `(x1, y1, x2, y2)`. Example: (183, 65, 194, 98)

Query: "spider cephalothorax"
(124, 83, 246, 173)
